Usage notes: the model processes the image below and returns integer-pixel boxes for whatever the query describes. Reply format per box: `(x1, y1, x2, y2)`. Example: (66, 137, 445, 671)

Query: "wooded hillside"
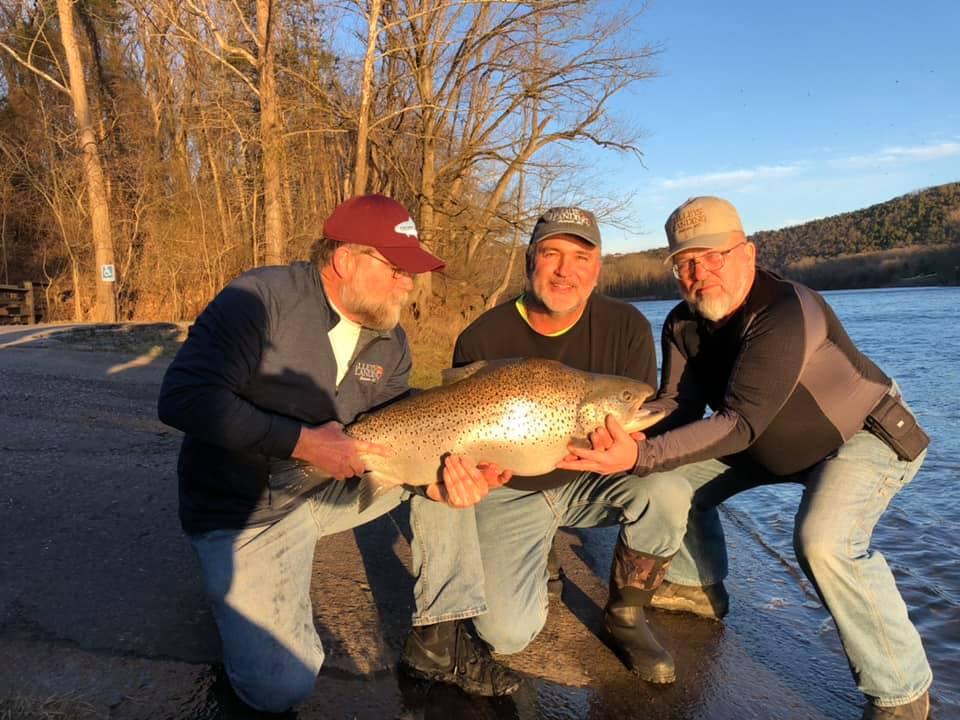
(599, 182, 960, 299)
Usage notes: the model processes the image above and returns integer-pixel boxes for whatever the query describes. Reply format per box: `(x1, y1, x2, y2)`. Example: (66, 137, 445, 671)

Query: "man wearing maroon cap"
(159, 195, 520, 712)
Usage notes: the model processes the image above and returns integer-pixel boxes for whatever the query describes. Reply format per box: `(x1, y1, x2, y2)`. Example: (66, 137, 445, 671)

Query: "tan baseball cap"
(664, 196, 744, 261)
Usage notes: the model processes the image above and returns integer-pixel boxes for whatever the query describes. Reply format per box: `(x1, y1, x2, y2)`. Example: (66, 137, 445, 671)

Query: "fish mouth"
(623, 408, 666, 433)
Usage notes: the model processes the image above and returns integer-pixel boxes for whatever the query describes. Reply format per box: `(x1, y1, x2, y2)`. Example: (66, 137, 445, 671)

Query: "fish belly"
(362, 437, 568, 489)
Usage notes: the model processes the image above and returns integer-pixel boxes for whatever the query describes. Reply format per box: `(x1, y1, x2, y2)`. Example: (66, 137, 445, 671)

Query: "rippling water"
(634, 286, 960, 714)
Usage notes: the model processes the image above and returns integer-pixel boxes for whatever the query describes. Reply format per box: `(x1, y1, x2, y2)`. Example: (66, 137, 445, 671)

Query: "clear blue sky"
(589, 0, 960, 254)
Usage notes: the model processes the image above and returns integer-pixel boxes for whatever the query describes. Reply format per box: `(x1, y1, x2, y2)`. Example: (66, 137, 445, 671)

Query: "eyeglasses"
(671, 242, 747, 280)
(358, 251, 413, 280)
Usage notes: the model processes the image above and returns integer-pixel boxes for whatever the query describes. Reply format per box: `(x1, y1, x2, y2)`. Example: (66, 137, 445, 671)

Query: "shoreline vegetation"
(13, 182, 960, 388)
(7, 179, 960, 388)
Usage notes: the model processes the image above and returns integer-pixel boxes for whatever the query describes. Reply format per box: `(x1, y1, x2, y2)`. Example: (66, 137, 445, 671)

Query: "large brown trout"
(348, 358, 663, 510)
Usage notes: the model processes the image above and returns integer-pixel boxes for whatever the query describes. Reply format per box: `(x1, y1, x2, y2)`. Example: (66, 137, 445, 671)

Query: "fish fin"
(441, 361, 489, 385)
(440, 358, 519, 386)
(357, 473, 399, 513)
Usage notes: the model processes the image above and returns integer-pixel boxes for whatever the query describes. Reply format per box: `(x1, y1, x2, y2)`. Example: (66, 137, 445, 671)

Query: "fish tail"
(357, 474, 398, 513)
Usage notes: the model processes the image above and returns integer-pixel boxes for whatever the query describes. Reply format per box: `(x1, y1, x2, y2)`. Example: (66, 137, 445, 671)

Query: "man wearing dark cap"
(158, 194, 519, 711)
(561, 196, 932, 718)
(402, 207, 693, 685)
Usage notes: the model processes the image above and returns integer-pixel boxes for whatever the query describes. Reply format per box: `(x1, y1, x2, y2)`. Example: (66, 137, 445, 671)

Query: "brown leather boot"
(862, 691, 930, 719)
(603, 541, 676, 684)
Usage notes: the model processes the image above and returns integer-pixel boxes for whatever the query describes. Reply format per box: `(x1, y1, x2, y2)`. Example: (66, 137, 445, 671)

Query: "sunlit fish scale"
(345, 358, 663, 511)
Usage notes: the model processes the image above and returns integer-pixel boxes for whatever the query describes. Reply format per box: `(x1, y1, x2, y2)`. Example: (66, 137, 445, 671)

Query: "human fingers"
(605, 414, 628, 440)
(353, 439, 392, 457)
(589, 426, 614, 451)
(425, 482, 445, 503)
(442, 455, 484, 507)
(476, 462, 512, 489)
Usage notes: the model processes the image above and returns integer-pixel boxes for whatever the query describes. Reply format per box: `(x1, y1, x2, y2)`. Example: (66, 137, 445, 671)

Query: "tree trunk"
(257, 0, 285, 265)
(486, 169, 525, 310)
(353, 0, 383, 196)
(57, 0, 116, 322)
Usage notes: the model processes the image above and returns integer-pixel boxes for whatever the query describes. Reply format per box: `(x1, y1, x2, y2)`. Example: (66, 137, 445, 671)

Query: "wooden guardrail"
(0, 282, 48, 325)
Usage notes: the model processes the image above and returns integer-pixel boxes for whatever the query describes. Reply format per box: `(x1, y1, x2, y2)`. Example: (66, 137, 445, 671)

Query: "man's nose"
(691, 259, 711, 280)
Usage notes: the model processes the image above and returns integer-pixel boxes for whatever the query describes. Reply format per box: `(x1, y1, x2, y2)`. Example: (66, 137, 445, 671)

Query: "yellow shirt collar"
(515, 294, 579, 337)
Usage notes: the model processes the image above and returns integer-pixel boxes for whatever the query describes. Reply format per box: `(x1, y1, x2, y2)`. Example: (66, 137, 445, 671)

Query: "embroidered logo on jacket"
(355, 362, 385, 383)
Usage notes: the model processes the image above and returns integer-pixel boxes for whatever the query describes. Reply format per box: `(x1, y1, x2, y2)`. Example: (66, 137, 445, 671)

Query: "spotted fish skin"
(347, 358, 662, 510)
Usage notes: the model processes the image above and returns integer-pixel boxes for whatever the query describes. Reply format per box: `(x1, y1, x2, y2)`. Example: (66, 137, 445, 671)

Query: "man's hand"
(426, 455, 513, 508)
(557, 414, 640, 475)
(292, 421, 390, 480)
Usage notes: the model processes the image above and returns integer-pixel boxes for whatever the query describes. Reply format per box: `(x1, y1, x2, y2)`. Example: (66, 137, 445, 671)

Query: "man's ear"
(331, 245, 354, 278)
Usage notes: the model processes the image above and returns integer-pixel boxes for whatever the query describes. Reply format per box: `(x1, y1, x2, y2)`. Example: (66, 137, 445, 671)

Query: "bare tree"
(353, 0, 384, 196)
(1, 0, 118, 321)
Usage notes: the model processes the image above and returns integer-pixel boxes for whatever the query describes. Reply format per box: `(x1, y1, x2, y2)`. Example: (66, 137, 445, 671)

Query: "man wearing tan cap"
(403, 207, 692, 686)
(560, 196, 932, 718)
(159, 195, 519, 711)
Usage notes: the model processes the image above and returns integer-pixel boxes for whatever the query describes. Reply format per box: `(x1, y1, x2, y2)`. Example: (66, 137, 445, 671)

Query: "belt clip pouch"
(865, 394, 930, 461)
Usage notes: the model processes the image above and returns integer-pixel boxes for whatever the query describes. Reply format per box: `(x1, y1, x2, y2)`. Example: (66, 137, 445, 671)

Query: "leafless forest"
(0, 0, 663, 327)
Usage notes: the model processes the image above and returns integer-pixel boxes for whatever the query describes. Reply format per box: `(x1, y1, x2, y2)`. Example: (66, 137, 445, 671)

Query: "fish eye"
(619, 390, 634, 402)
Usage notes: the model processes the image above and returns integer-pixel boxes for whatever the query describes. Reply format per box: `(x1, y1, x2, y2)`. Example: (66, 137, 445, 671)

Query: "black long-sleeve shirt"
(638, 269, 891, 479)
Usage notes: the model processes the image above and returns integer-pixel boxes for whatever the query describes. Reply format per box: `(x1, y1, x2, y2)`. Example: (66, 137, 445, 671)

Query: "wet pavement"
(0, 325, 884, 719)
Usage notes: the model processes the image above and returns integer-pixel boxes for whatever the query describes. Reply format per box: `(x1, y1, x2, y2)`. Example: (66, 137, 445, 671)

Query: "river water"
(633, 286, 960, 716)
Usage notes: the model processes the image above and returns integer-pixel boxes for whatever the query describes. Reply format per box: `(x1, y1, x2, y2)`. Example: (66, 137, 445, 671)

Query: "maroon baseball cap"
(323, 195, 445, 273)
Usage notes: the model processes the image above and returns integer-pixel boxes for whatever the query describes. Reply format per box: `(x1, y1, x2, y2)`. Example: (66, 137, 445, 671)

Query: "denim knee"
(227, 654, 321, 713)
(793, 524, 851, 575)
(636, 473, 694, 535)
(475, 605, 546, 655)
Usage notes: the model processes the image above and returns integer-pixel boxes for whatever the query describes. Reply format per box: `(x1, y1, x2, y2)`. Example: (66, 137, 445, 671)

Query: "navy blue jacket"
(158, 262, 411, 533)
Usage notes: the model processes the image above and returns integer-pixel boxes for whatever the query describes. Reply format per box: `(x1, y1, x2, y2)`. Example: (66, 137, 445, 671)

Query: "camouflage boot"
(603, 540, 676, 684)
(649, 579, 729, 620)
(547, 541, 565, 599)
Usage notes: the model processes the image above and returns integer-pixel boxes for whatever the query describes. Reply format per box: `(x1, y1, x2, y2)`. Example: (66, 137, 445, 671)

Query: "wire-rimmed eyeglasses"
(358, 251, 413, 280)
(671, 242, 746, 280)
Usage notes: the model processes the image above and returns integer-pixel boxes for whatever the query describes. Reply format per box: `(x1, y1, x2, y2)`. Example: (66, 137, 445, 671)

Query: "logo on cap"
(541, 207, 596, 228)
(674, 207, 707, 234)
(394, 219, 418, 238)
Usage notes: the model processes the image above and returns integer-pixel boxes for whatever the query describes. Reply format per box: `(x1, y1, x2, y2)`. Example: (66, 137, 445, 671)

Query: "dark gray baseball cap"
(529, 207, 601, 248)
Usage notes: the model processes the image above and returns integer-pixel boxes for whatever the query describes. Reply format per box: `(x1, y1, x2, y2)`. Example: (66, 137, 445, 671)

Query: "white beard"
(684, 273, 751, 323)
(340, 279, 408, 330)
(687, 292, 734, 322)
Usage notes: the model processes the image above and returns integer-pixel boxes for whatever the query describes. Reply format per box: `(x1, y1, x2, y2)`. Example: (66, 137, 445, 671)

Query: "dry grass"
(48, 322, 189, 357)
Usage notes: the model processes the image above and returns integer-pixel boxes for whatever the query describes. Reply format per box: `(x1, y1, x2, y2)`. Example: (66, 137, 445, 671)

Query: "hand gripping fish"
(347, 358, 664, 511)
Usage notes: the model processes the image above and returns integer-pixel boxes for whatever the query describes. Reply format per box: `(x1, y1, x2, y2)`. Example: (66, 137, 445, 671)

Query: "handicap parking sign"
(101, 264, 116, 282)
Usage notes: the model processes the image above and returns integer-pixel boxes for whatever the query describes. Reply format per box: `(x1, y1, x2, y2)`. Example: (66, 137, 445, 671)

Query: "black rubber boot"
(603, 541, 676, 684)
(400, 620, 522, 697)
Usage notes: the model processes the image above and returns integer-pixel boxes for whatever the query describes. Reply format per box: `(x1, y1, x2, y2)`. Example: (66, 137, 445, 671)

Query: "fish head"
(575, 374, 664, 439)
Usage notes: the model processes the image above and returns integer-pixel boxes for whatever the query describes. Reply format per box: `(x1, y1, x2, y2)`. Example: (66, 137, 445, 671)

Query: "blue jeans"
(662, 430, 931, 706)
(188, 476, 486, 713)
(471, 472, 692, 653)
